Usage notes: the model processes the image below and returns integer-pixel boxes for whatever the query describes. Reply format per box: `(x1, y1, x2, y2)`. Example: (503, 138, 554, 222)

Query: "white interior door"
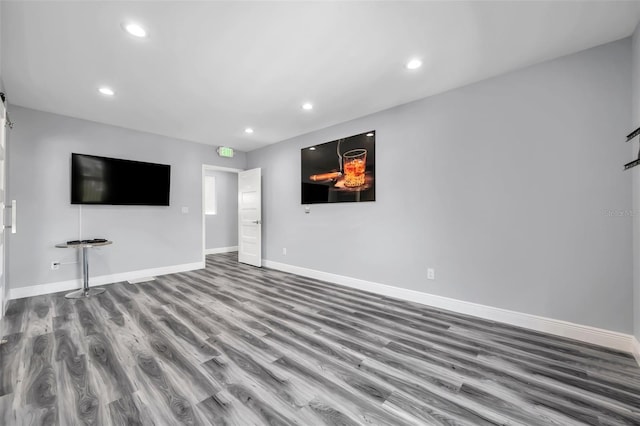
(0, 102, 7, 318)
(238, 168, 262, 267)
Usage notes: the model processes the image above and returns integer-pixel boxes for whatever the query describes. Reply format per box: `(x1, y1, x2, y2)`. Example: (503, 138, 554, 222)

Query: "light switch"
(181, 206, 189, 214)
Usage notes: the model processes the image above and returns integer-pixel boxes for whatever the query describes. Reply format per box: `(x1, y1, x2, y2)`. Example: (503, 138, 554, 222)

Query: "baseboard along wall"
(632, 336, 640, 366)
(9, 261, 204, 300)
(205, 246, 238, 255)
(8, 255, 639, 366)
(263, 259, 638, 357)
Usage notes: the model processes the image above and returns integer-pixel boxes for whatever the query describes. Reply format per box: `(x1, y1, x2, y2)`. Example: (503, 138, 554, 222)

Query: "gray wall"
(248, 39, 633, 333)
(632, 25, 640, 342)
(205, 170, 238, 249)
(8, 106, 246, 290)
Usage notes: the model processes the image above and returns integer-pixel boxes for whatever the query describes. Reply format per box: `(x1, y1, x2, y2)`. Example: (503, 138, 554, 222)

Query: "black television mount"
(624, 126, 640, 170)
(0, 92, 14, 129)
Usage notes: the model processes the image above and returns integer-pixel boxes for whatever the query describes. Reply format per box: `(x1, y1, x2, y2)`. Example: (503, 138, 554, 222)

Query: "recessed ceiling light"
(309, 147, 316, 151)
(406, 59, 422, 70)
(123, 22, 147, 38)
(302, 103, 313, 111)
(98, 87, 115, 96)
(366, 133, 374, 137)
(245, 128, 254, 134)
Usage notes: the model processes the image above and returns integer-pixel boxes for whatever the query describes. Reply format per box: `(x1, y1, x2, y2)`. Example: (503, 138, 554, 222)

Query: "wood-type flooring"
(1, 252, 640, 425)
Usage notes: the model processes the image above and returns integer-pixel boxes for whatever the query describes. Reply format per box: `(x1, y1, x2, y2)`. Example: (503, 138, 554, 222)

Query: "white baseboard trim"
(9, 261, 205, 300)
(1, 292, 7, 320)
(127, 277, 156, 284)
(632, 337, 640, 366)
(263, 259, 636, 355)
(205, 246, 238, 255)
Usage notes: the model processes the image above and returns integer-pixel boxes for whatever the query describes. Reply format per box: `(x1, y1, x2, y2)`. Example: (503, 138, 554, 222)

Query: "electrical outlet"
(427, 268, 435, 280)
(51, 261, 60, 270)
(282, 248, 287, 255)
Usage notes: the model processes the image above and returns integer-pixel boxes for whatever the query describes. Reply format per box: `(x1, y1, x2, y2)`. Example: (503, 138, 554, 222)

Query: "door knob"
(253, 220, 261, 225)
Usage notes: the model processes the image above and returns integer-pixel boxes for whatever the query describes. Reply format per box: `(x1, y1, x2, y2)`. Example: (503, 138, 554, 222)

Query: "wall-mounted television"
(71, 153, 171, 206)
(301, 130, 376, 204)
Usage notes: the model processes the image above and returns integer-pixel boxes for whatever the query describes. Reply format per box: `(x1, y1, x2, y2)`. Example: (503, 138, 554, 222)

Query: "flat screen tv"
(301, 130, 375, 204)
(71, 153, 171, 206)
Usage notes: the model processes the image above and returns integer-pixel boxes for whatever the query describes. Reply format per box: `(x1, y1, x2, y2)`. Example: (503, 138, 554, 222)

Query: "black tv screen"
(71, 153, 171, 206)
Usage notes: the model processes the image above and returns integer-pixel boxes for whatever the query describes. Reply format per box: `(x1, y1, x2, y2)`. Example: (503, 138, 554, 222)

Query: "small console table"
(55, 240, 113, 299)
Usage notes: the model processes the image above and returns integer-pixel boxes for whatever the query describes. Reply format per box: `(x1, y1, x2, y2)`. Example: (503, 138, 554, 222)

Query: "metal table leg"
(65, 246, 105, 299)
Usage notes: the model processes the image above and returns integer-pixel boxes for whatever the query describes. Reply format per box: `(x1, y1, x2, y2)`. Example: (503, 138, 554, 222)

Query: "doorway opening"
(201, 165, 242, 265)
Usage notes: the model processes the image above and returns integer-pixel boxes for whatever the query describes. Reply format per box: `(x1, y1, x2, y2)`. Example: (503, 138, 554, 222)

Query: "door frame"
(0, 101, 7, 319)
(201, 164, 244, 265)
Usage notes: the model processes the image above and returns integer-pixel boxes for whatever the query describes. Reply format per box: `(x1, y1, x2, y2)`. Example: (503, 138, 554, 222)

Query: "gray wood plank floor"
(2, 252, 640, 425)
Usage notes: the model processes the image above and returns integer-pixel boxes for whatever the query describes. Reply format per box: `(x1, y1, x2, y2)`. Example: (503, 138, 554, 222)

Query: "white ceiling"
(2, 1, 640, 152)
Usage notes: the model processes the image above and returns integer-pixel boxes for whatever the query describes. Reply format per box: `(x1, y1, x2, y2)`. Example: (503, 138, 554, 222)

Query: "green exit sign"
(217, 146, 234, 158)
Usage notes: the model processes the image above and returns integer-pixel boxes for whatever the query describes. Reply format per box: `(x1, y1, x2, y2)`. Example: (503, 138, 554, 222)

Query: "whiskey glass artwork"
(343, 149, 367, 187)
